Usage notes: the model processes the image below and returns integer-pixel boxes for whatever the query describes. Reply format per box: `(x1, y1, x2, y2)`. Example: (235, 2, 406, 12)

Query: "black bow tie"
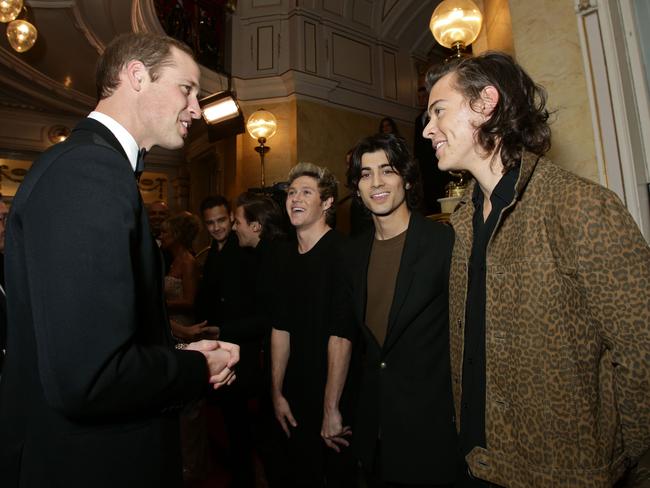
(135, 148, 147, 181)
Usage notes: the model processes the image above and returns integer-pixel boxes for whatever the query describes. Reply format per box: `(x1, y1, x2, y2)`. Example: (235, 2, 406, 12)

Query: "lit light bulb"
(0, 0, 23, 23)
(246, 109, 277, 141)
(430, 0, 483, 50)
(6, 18, 37, 52)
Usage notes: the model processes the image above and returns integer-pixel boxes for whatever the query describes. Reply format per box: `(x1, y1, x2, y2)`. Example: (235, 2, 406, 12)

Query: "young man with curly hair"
(423, 51, 650, 487)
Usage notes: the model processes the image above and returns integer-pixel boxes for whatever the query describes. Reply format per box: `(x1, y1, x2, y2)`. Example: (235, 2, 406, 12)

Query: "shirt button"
(380, 361, 387, 369)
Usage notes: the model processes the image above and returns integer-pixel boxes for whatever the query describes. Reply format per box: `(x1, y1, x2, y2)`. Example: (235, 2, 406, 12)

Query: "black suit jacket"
(348, 213, 458, 484)
(0, 118, 207, 487)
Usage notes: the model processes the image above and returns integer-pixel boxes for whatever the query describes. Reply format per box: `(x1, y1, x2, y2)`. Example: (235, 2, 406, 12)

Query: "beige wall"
(474, 0, 515, 55)
(508, 0, 598, 182)
(234, 99, 298, 195)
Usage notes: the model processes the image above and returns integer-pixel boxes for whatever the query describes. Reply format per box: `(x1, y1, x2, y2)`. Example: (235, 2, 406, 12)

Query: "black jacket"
(0, 118, 207, 487)
(347, 213, 458, 484)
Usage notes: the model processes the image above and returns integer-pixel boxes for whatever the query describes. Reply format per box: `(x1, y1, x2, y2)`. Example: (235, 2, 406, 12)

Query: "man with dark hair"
(325, 133, 457, 488)
(195, 194, 259, 488)
(271, 163, 358, 487)
(0, 33, 239, 487)
(423, 51, 650, 487)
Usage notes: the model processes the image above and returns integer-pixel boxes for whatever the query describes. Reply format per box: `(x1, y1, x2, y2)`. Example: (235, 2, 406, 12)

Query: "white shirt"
(88, 111, 139, 171)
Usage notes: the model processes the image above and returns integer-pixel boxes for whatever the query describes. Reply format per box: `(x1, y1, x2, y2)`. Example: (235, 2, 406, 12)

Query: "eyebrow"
(427, 99, 445, 114)
(360, 163, 392, 171)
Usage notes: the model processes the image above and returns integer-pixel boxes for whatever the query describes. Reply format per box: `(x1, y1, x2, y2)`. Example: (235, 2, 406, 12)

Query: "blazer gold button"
(380, 361, 387, 369)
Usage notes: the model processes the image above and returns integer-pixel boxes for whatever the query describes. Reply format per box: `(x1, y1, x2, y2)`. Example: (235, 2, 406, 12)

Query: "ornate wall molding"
(575, 0, 598, 14)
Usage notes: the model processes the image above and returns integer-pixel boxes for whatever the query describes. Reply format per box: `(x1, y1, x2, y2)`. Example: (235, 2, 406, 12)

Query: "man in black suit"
(195, 195, 260, 488)
(322, 133, 457, 487)
(0, 33, 239, 488)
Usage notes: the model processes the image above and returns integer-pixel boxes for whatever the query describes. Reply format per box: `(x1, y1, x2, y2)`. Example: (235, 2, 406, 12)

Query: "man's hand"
(186, 340, 240, 389)
(321, 407, 352, 452)
(272, 393, 297, 437)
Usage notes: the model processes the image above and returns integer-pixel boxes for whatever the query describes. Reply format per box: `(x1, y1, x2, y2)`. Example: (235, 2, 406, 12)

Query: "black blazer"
(0, 118, 207, 488)
(348, 213, 458, 484)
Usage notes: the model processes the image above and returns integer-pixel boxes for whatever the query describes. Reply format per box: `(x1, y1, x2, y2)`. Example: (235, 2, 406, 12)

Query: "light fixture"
(48, 125, 71, 144)
(199, 90, 245, 142)
(246, 109, 277, 189)
(1, 3, 38, 53)
(0, 0, 22, 23)
(430, 0, 483, 59)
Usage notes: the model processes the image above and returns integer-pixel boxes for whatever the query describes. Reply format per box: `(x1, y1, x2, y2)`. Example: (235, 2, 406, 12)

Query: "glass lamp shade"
(0, 0, 22, 23)
(7, 19, 37, 52)
(246, 109, 277, 141)
(430, 0, 483, 49)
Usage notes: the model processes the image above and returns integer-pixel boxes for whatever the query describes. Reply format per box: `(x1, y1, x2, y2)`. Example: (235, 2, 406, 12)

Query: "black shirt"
(274, 230, 355, 429)
(459, 167, 519, 470)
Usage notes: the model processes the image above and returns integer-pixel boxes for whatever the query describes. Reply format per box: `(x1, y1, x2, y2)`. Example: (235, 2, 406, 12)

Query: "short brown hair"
(287, 162, 338, 227)
(235, 192, 286, 242)
(96, 33, 194, 100)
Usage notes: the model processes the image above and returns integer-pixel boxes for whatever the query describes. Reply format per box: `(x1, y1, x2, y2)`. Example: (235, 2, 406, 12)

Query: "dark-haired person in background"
(378, 116, 401, 137)
(230, 191, 289, 487)
(423, 51, 650, 487)
(325, 134, 457, 488)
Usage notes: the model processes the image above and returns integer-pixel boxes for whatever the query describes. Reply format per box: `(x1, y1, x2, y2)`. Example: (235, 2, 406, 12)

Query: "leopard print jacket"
(449, 152, 650, 487)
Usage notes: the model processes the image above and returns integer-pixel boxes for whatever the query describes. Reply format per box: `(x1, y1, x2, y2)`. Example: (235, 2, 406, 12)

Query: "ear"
(251, 221, 262, 233)
(125, 60, 148, 91)
(322, 196, 334, 212)
(480, 85, 499, 116)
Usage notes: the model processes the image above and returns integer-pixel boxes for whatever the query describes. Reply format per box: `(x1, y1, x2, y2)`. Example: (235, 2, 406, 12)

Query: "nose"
(422, 115, 436, 140)
(188, 95, 201, 120)
(371, 171, 383, 188)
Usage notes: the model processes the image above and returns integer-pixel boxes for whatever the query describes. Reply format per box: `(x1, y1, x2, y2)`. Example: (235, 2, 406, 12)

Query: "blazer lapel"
(383, 213, 420, 352)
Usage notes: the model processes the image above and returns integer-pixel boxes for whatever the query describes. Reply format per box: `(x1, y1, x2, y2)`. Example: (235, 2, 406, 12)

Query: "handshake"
(184, 339, 240, 389)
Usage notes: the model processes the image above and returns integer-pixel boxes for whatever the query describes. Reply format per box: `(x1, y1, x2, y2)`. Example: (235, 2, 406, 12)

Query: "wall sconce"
(0, 1, 38, 53)
(48, 125, 71, 144)
(199, 90, 245, 142)
(430, 0, 482, 59)
(246, 108, 277, 189)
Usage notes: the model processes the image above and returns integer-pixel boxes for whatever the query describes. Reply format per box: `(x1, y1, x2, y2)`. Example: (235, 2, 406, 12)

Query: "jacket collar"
(452, 152, 541, 218)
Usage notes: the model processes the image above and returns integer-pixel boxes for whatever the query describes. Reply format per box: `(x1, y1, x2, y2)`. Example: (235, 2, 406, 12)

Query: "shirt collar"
(88, 111, 140, 171)
(472, 164, 520, 208)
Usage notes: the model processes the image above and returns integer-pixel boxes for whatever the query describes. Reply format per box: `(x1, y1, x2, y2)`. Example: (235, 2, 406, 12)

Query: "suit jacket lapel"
(383, 212, 420, 352)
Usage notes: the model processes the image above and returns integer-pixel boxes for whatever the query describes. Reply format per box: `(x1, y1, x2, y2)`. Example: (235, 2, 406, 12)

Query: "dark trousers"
(364, 441, 454, 488)
(211, 385, 256, 488)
